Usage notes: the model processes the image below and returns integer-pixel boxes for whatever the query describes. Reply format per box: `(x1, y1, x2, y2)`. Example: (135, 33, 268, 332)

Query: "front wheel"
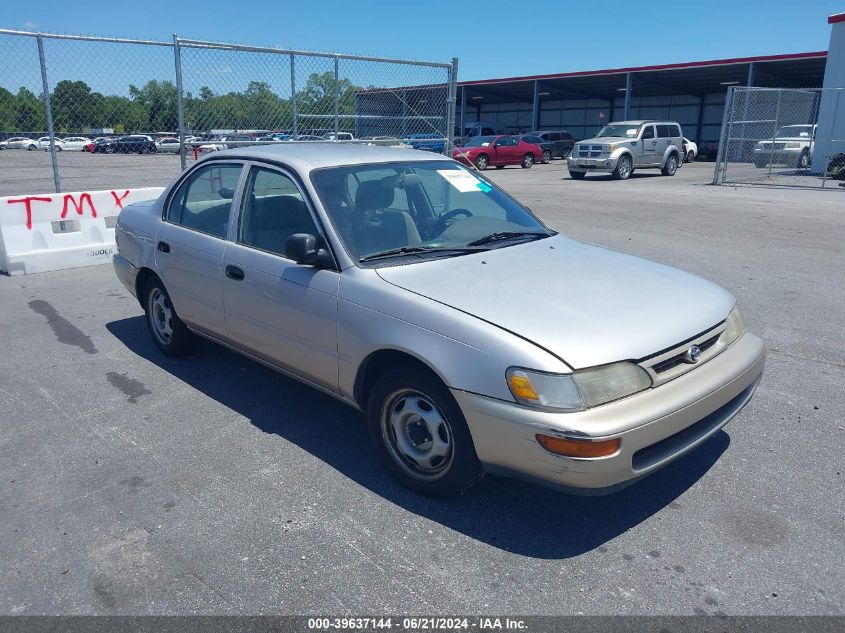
(796, 150, 810, 169)
(612, 154, 633, 180)
(368, 368, 483, 497)
(542, 149, 551, 164)
(144, 277, 193, 357)
(661, 153, 678, 176)
(521, 153, 534, 168)
(27, 144, 36, 151)
(474, 154, 489, 170)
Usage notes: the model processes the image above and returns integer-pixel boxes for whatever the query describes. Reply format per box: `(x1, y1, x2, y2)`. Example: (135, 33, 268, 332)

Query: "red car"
(451, 135, 544, 170)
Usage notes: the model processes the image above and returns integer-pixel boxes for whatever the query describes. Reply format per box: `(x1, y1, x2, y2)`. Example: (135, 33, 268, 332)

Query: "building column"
(460, 88, 466, 135)
(623, 72, 633, 119)
(747, 62, 756, 87)
(532, 80, 540, 131)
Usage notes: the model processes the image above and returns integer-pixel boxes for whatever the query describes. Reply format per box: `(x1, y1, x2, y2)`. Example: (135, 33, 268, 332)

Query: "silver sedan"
(113, 143, 765, 497)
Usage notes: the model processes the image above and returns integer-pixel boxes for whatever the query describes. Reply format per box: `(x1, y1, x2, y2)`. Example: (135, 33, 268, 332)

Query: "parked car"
(156, 137, 183, 153)
(519, 134, 554, 164)
(404, 133, 446, 152)
(359, 136, 412, 149)
(113, 143, 765, 497)
(528, 130, 575, 159)
(683, 137, 698, 163)
(60, 136, 92, 151)
(290, 135, 325, 142)
(451, 135, 544, 170)
(323, 132, 355, 141)
(93, 135, 157, 154)
(752, 124, 816, 169)
(568, 120, 684, 180)
(457, 121, 501, 138)
(36, 136, 64, 151)
(825, 152, 845, 180)
(6, 136, 38, 150)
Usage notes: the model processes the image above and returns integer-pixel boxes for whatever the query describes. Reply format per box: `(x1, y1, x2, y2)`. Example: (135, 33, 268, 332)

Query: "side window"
(481, 127, 495, 136)
(641, 125, 655, 140)
(167, 163, 243, 239)
(672, 125, 682, 138)
(238, 167, 317, 257)
(657, 125, 672, 138)
(549, 132, 560, 141)
(561, 132, 572, 140)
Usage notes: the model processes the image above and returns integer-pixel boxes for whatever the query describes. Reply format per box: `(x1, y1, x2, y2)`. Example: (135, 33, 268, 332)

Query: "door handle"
(157, 241, 170, 253)
(651, 141, 658, 145)
(225, 265, 245, 281)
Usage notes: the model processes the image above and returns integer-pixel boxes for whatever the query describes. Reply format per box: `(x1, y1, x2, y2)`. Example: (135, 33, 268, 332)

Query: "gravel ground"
(0, 159, 843, 616)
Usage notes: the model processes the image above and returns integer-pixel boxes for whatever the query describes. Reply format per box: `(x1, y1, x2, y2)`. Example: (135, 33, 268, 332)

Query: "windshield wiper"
(358, 245, 483, 263)
(466, 231, 552, 247)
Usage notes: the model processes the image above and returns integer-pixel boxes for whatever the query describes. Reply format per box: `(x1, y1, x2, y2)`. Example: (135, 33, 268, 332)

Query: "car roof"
(203, 142, 448, 170)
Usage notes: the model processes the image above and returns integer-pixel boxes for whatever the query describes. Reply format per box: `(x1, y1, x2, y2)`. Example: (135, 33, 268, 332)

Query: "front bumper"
(452, 332, 765, 494)
(567, 154, 619, 173)
(112, 253, 139, 297)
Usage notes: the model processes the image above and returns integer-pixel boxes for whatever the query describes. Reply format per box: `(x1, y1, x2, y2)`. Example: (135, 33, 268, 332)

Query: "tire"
(521, 153, 534, 168)
(612, 154, 633, 180)
(474, 154, 489, 170)
(143, 277, 193, 357)
(569, 170, 586, 180)
(56, 146, 63, 152)
(106, 146, 114, 154)
(796, 150, 810, 169)
(542, 149, 551, 164)
(27, 144, 36, 151)
(686, 150, 694, 163)
(661, 153, 678, 176)
(561, 147, 572, 159)
(367, 367, 483, 497)
(495, 165, 505, 169)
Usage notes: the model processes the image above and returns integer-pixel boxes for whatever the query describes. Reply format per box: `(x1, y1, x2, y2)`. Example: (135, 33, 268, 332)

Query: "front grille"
(577, 144, 603, 158)
(651, 334, 720, 374)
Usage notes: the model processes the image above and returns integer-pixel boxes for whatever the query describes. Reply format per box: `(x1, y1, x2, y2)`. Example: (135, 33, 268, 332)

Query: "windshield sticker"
(438, 170, 486, 192)
(626, 129, 638, 137)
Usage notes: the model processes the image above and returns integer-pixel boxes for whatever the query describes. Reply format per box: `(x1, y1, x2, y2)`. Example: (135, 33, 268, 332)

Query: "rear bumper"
(112, 253, 139, 297)
(452, 332, 765, 494)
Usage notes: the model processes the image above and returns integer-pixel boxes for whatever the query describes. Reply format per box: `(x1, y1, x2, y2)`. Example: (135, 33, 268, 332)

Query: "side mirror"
(285, 233, 318, 265)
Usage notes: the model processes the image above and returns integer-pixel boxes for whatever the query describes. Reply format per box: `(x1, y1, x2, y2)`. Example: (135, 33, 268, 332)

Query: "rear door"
(155, 161, 245, 337)
(656, 124, 674, 162)
(222, 163, 340, 391)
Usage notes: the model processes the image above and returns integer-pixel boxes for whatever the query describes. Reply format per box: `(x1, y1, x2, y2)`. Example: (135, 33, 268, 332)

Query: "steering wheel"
(432, 208, 473, 236)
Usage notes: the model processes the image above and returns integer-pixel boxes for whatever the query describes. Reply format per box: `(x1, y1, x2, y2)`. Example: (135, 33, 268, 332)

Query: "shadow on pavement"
(108, 315, 729, 560)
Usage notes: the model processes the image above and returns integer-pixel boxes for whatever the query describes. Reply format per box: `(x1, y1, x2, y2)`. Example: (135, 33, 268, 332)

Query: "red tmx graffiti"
(6, 190, 131, 230)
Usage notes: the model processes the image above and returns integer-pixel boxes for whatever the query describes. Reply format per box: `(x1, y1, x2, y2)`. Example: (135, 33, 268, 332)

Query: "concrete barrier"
(0, 187, 164, 275)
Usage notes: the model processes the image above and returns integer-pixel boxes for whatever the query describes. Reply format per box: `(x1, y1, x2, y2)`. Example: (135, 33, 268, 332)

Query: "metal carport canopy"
(457, 51, 828, 102)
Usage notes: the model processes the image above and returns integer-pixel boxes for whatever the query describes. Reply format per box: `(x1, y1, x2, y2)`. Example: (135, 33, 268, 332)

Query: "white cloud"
(24, 21, 38, 31)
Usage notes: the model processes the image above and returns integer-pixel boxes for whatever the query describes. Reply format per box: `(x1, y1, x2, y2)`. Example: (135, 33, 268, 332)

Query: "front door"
(222, 164, 340, 392)
(155, 161, 245, 337)
(639, 124, 659, 165)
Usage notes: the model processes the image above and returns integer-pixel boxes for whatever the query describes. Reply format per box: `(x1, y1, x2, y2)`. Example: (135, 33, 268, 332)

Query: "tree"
(51, 80, 96, 131)
(14, 87, 46, 131)
(129, 80, 178, 131)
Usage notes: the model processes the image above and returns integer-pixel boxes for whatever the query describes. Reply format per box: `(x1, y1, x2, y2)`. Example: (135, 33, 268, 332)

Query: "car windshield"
(595, 124, 641, 138)
(462, 136, 496, 147)
(311, 160, 553, 265)
(775, 126, 813, 138)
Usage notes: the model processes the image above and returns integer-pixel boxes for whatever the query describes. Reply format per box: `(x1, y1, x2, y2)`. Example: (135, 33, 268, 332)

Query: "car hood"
(375, 235, 734, 369)
(577, 136, 629, 144)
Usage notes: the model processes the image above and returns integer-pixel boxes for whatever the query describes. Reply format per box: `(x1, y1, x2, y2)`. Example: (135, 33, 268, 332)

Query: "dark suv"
(96, 135, 157, 154)
(528, 130, 575, 159)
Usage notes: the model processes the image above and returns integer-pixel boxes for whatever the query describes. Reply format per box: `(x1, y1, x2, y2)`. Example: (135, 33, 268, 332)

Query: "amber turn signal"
(535, 434, 621, 458)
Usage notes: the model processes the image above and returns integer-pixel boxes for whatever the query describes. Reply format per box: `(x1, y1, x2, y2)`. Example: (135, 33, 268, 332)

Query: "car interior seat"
(353, 178, 421, 256)
(243, 194, 315, 255)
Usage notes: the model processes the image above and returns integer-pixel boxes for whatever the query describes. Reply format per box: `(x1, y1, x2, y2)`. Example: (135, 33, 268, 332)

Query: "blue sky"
(2, 0, 842, 93)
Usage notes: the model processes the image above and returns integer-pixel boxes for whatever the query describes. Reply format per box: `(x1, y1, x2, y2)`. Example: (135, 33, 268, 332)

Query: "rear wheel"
(521, 153, 534, 168)
(474, 154, 489, 170)
(27, 144, 36, 151)
(143, 277, 193, 357)
(562, 147, 572, 159)
(661, 153, 678, 176)
(686, 150, 694, 163)
(368, 367, 483, 497)
(542, 149, 551, 164)
(612, 154, 633, 180)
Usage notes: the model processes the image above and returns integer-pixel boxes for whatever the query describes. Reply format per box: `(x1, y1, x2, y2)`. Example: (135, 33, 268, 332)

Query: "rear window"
(656, 125, 672, 138)
(522, 135, 543, 144)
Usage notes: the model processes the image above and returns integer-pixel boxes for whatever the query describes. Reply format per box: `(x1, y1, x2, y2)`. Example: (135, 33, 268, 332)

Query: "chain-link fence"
(713, 87, 845, 189)
(0, 29, 457, 195)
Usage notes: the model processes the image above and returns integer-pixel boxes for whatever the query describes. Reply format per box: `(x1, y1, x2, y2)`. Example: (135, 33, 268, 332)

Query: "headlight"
(719, 305, 745, 346)
(607, 143, 617, 153)
(506, 362, 652, 411)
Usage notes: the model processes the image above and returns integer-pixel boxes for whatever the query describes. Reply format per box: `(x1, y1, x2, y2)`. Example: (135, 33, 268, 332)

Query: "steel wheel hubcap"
(149, 288, 174, 344)
(381, 390, 453, 480)
(619, 158, 631, 177)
